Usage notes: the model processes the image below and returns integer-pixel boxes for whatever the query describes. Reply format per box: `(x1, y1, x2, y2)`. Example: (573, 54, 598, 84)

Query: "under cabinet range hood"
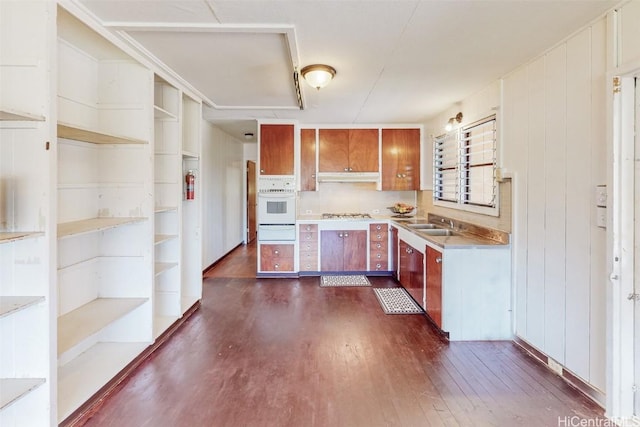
(316, 171, 380, 183)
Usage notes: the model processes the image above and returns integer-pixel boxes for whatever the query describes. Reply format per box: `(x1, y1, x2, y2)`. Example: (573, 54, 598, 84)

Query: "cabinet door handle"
(311, 174, 316, 178)
(376, 253, 381, 259)
(305, 225, 311, 231)
(376, 234, 382, 239)
(343, 232, 349, 237)
(344, 168, 349, 172)
(274, 263, 280, 269)
(376, 225, 381, 230)
(260, 169, 265, 173)
(376, 243, 381, 249)
(436, 257, 442, 264)
(376, 263, 382, 269)
(406, 248, 413, 254)
(274, 250, 279, 255)
(338, 232, 343, 238)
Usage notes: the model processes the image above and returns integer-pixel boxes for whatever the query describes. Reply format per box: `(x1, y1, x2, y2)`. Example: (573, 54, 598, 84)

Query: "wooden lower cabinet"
(260, 244, 294, 272)
(299, 223, 318, 271)
(398, 240, 424, 309)
(425, 246, 443, 327)
(320, 230, 367, 271)
(390, 226, 399, 277)
(369, 223, 388, 271)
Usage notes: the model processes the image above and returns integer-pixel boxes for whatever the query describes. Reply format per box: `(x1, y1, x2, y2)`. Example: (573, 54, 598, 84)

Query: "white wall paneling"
(525, 56, 547, 351)
(564, 27, 593, 381)
(588, 18, 607, 392)
(201, 123, 244, 268)
(502, 66, 529, 339)
(501, 18, 608, 395)
(543, 43, 567, 364)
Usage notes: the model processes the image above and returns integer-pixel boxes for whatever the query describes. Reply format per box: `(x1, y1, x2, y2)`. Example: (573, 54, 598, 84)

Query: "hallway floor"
(83, 243, 605, 427)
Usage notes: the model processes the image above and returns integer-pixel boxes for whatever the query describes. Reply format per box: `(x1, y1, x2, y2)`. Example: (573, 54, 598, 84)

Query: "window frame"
(433, 114, 499, 217)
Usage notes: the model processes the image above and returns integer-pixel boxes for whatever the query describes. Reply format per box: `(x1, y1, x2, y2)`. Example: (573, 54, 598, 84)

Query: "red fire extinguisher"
(185, 170, 195, 200)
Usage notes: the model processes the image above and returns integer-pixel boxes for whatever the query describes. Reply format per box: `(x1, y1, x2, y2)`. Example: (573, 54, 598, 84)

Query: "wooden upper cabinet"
(318, 129, 378, 173)
(300, 128, 317, 191)
(381, 128, 421, 190)
(260, 124, 294, 175)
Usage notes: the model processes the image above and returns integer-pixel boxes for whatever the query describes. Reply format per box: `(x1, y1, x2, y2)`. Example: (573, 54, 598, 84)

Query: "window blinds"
(433, 115, 497, 209)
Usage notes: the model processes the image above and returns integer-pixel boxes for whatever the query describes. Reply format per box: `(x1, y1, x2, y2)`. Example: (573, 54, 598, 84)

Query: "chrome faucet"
(440, 218, 455, 229)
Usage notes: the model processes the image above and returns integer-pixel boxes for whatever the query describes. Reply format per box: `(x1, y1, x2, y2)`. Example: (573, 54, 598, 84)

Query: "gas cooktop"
(321, 213, 372, 219)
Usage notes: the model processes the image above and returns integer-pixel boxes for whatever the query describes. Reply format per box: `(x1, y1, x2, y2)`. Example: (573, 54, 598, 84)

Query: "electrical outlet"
(547, 358, 563, 375)
(595, 185, 607, 207)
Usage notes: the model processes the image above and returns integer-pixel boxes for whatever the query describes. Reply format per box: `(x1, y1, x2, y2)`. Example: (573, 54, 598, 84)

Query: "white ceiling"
(78, 0, 618, 142)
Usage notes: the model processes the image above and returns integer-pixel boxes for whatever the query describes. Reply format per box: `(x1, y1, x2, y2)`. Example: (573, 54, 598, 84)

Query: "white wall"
(423, 16, 611, 394)
(201, 122, 245, 268)
(503, 19, 608, 392)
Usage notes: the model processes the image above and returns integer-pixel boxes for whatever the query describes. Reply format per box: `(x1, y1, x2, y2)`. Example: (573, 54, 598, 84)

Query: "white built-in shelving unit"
(0, 1, 55, 426)
(1, 3, 204, 424)
(55, 8, 153, 423)
(153, 75, 182, 338)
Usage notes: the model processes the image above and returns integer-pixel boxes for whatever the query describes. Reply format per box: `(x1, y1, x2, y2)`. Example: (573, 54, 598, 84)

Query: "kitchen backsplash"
(416, 180, 512, 233)
(298, 182, 416, 216)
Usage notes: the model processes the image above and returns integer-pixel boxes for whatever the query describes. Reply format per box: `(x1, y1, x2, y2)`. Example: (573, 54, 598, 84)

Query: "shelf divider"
(0, 378, 46, 410)
(0, 231, 44, 244)
(57, 298, 148, 355)
(58, 123, 147, 145)
(57, 217, 146, 239)
(0, 108, 46, 122)
(0, 296, 45, 318)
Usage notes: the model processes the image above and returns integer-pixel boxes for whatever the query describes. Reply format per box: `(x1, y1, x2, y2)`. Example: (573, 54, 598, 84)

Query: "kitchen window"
(433, 115, 498, 215)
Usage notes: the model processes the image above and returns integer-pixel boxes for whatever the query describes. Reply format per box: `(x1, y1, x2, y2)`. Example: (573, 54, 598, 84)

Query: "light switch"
(595, 185, 607, 207)
(596, 207, 606, 228)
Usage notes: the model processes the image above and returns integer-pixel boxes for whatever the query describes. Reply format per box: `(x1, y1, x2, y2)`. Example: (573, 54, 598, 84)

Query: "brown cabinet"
(260, 124, 294, 175)
(381, 128, 420, 190)
(320, 230, 367, 271)
(390, 226, 399, 278)
(300, 129, 317, 191)
(318, 129, 379, 173)
(369, 223, 388, 271)
(425, 246, 443, 327)
(260, 244, 294, 272)
(299, 223, 318, 272)
(398, 240, 424, 309)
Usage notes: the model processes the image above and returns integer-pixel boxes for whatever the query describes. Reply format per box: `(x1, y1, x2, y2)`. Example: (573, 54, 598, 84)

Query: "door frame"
(607, 71, 638, 422)
(246, 160, 257, 243)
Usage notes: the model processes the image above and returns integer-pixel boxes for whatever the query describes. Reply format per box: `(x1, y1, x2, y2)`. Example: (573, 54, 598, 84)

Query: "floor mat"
(320, 275, 371, 287)
(373, 287, 424, 314)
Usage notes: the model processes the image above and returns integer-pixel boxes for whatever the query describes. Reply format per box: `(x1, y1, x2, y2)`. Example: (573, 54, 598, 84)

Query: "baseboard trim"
(513, 336, 605, 408)
(60, 301, 201, 427)
(202, 243, 243, 275)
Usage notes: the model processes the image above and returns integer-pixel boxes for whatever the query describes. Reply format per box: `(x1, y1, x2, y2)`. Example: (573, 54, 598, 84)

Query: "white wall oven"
(257, 176, 296, 241)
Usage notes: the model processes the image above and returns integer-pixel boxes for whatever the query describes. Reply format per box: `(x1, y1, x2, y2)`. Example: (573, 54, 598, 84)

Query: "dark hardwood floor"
(84, 242, 605, 427)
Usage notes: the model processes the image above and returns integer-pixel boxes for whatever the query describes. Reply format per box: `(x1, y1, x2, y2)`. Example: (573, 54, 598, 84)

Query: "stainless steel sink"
(406, 223, 438, 229)
(418, 228, 455, 236)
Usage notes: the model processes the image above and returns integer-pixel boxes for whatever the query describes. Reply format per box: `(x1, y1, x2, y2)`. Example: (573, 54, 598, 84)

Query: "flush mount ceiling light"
(300, 64, 336, 90)
(445, 112, 463, 131)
